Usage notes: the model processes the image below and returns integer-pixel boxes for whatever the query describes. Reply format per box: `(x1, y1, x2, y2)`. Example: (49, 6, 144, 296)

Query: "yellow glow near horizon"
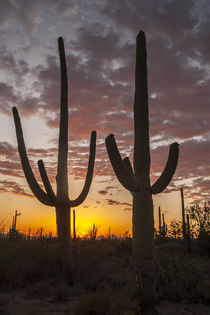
(0, 192, 133, 237)
(0, 189, 183, 238)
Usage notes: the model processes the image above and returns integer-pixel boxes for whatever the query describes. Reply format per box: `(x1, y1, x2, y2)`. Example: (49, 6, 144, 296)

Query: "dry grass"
(0, 237, 209, 314)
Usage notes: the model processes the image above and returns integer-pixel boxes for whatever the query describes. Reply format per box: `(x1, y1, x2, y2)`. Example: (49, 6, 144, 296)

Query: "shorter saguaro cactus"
(12, 37, 96, 242)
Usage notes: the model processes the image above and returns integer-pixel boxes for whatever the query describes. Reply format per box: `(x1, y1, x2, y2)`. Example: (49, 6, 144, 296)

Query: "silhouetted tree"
(187, 202, 210, 240)
(168, 220, 182, 239)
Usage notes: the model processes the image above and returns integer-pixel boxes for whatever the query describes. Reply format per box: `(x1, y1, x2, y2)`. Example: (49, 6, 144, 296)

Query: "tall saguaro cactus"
(105, 31, 179, 311)
(12, 37, 96, 242)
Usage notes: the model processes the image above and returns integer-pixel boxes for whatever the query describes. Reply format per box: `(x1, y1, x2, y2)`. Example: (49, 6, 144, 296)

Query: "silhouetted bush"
(0, 237, 209, 310)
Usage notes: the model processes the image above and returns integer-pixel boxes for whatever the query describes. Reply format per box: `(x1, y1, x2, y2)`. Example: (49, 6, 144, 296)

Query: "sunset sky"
(0, 0, 209, 237)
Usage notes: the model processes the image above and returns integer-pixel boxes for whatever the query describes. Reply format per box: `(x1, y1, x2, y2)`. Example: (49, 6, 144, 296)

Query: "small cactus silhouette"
(12, 37, 96, 242)
(181, 187, 186, 240)
(162, 213, 167, 238)
(186, 213, 192, 254)
(158, 207, 167, 238)
(158, 206, 161, 237)
(9, 210, 21, 240)
(105, 31, 179, 309)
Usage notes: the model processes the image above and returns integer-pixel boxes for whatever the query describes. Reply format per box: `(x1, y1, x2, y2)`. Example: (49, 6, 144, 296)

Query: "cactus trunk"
(133, 191, 155, 306)
(133, 192, 154, 265)
(56, 206, 70, 241)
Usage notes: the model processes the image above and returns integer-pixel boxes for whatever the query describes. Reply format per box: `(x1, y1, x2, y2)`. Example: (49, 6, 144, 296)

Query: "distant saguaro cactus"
(9, 210, 21, 240)
(12, 37, 96, 242)
(181, 187, 186, 240)
(158, 206, 161, 238)
(186, 214, 190, 237)
(105, 31, 179, 311)
(13, 210, 21, 231)
(186, 214, 192, 254)
(28, 228, 31, 240)
(162, 213, 167, 238)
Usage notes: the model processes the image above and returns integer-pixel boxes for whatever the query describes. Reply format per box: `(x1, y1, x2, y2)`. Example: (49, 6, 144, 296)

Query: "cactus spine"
(12, 37, 96, 242)
(181, 188, 186, 240)
(105, 31, 179, 309)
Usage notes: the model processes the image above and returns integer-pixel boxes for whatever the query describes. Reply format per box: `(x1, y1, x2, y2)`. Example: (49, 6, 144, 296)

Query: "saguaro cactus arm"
(123, 157, 134, 175)
(38, 160, 57, 203)
(151, 142, 179, 194)
(105, 134, 139, 192)
(70, 130, 97, 207)
(12, 107, 55, 206)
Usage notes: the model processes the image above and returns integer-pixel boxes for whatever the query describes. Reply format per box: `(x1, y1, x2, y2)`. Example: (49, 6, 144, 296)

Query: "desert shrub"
(25, 277, 73, 302)
(155, 243, 210, 303)
(74, 292, 110, 315)
(197, 276, 210, 303)
(26, 279, 53, 298)
(52, 282, 71, 302)
(74, 287, 138, 315)
(0, 239, 64, 289)
(192, 238, 210, 256)
(0, 237, 209, 307)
